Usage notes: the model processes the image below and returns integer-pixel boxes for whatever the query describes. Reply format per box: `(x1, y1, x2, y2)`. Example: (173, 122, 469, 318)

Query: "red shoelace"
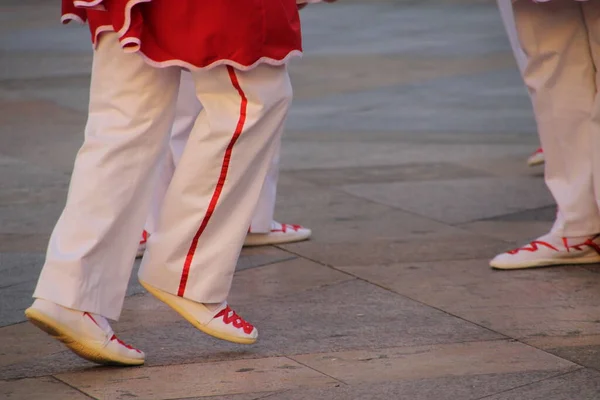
(508, 237, 600, 255)
(214, 306, 254, 334)
(273, 223, 303, 233)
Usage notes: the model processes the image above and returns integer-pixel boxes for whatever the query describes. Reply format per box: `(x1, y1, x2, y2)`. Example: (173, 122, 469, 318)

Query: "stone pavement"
(2, 1, 600, 399)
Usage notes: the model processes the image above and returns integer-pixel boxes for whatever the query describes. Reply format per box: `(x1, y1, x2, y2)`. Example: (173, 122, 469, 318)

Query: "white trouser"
(145, 72, 278, 235)
(33, 33, 292, 320)
(497, 0, 527, 74)
(512, 0, 600, 236)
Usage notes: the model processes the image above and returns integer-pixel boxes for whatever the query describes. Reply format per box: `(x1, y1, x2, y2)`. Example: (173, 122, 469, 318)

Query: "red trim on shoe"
(140, 230, 149, 245)
(507, 240, 559, 254)
(569, 235, 600, 254)
(214, 306, 254, 334)
(508, 236, 600, 255)
(110, 334, 142, 353)
(84, 312, 100, 326)
(272, 224, 303, 233)
(178, 65, 248, 297)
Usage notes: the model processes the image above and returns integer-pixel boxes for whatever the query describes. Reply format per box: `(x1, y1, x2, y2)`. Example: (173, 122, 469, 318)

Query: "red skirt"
(61, 0, 303, 70)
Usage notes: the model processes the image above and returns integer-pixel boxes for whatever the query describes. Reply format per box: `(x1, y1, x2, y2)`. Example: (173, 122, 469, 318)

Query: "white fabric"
(145, 71, 278, 235)
(34, 33, 292, 320)
(512, 0, 600, 236)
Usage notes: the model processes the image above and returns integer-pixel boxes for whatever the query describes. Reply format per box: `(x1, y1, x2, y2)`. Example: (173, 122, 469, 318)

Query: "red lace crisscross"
(508, 236, 600, 255)
(214, 306, 254, 334)
(273, 223, 303, 233)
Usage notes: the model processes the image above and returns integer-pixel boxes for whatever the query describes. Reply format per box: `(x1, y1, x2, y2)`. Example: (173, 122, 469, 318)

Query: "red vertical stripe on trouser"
(177, 66, 248, 297)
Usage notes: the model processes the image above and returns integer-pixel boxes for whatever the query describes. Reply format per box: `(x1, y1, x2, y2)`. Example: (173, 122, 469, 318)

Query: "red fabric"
(61, 0, 302, 69)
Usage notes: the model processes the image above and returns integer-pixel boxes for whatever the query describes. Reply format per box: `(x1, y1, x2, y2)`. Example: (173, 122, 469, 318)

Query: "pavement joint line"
(274, 244, 509, 270)
(512, 337, 600, 374)
(312, 183, 533, 238)
(49, 375, 99, 400)
(283, 354, 349, 386)
(324, 266, 598, 371)
(473, 367, 585, 400)
(236, 254, 299, 272)
(468, 204, 555, 225)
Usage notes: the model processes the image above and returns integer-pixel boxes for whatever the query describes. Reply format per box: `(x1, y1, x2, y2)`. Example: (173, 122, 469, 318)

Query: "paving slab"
(483, 368, 600, 400)
(273, 178, 472, 244)
(255, 370, 580, 400)
(0, 376, 92, 400)
(290, 340, 576, 384)
(341, 177, 554, 225)
(280, 235, 509, 266)
(55, 357, 339, 400)
(341, 260, 600, 339)
(457, 220, 552, 243)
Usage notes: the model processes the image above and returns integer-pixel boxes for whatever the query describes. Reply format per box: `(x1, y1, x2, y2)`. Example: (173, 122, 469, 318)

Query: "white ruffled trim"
(117, 0, 152, 37)
(140, 49, 303, 71)
(61, 13, 85, 24)
(73, 0, 103, 7)
(70, 0, 150, 47)
(121, 37, 141, 53)
(93, 25, 114, 47)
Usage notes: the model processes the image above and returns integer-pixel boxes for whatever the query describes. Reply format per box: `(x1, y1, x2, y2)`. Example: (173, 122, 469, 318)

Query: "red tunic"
(61, 0, 303, 70)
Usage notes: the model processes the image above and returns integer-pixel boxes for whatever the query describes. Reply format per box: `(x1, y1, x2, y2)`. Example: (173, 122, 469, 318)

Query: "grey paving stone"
(280, 235, 509, 266)
(484, 205, 557, 223)
(544, 345, 600, 371)
(341, 177, 554, 225)
(341, 259, 600, 339)
(0, 253, 44, 327)
(484, 369, 600, 400)
(264, 370, 578, 400)
(0, 100, 84, 173)
(0, 376, 93, 400)
(457, 220, 552, 243)
(273, 177, 471, 244)
(284, 163, 490, 186)
(237, 247, 297, 272)
(300, 3, 512, 57)
(287, 70, 535, 134)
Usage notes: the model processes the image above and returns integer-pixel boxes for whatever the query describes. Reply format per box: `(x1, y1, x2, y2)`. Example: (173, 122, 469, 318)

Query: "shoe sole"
(24, 308, 144, 366)
(527, 159, 544, 167)
(243, 231, 311, 247)
(139, 281, 257, 345)
(490, 256, 600, 270)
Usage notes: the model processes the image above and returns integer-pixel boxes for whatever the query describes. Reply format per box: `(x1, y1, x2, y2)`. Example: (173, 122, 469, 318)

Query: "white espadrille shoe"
(490, 233, 600, 270)
(140, 281, 257, 344)
(244, 221, 311, 247)
(25, 299, 144, 366)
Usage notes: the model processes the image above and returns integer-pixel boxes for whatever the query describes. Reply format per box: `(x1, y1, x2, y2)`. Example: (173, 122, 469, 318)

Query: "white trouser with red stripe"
(145, 72, 279, 235)
(33, 33, 292, 320)
(511, 0, 600, 236)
